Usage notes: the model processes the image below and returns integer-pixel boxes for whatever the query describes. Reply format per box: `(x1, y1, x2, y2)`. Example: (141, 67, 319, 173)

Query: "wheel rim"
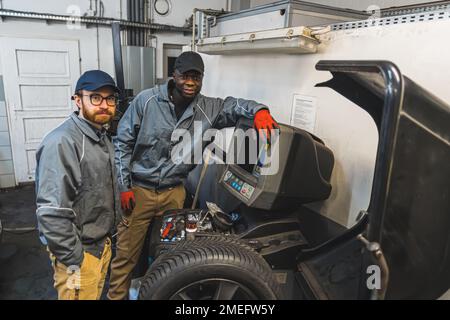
(170, 278, 259, 300)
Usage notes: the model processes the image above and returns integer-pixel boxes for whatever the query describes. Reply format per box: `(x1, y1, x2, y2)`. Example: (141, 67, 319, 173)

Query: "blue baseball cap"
(74, 70, 120, 94)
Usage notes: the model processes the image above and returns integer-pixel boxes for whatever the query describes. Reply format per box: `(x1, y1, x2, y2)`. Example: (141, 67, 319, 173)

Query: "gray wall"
(1, 0, 124, 18)
(0, 76, 14, 188)
(0, 0, 228, 188)
(0, 0, 122, 188)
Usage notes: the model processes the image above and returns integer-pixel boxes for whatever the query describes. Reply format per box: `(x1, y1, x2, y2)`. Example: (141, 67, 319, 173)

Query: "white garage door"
(0, 37, 80, 183)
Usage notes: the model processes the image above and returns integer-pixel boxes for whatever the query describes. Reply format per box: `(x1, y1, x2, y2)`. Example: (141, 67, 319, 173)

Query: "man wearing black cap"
(108, 51, 278, 299)
(35, 70, 122, 300)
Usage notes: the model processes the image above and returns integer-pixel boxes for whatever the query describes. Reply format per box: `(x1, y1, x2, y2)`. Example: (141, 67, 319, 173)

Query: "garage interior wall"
(0, 0, 128, 187)
(0, 0, 228, 187)
(150, 0, 228, 82)
(0, 0, 445, 189)
(0, 0, 125, 17)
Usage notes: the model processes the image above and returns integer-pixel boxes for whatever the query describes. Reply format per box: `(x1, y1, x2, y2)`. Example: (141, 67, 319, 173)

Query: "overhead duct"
(0, 8, 191, 33)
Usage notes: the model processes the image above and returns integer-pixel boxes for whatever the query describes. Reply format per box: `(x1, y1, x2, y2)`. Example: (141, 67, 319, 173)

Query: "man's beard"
(80, 101, 114, 125)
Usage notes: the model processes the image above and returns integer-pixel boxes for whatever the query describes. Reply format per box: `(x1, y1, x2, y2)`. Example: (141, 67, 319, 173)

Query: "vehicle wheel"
(139, 239, 282, 300)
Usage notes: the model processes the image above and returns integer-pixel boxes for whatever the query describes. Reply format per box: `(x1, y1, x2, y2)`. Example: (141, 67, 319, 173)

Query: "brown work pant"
(50, 238, 112, 300)
(107, 184, 186, 300)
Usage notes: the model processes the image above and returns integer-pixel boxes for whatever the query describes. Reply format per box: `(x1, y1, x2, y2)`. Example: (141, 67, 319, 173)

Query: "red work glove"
(120, 190, 136, 212)
(253, 109, 279, 142)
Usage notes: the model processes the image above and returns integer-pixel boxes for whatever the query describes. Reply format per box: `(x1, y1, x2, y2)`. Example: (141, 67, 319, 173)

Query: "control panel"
(223, 170, 255, 200)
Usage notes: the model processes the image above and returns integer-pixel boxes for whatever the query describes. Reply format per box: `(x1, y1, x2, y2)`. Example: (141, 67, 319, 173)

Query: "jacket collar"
(70, 111, 102, 142)
(158, 80, 171, 102)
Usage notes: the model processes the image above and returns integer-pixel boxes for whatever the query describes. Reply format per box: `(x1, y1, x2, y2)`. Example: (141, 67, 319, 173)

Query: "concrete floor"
(0, 185, 126, 300)
(0, 185, 56, 299)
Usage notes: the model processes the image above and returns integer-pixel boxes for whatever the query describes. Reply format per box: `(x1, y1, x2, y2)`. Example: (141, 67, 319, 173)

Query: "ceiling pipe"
(0, 8, 191, 33)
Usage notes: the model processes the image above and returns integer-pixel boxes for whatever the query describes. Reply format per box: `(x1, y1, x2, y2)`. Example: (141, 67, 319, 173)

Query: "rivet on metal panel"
(302, 28, 312, 37)
(249, 33, 256, 42)
(286, 29, 294, 39)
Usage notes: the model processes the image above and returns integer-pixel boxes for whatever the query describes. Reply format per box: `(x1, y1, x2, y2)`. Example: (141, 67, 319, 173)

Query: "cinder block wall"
(0, 76, 15, 188)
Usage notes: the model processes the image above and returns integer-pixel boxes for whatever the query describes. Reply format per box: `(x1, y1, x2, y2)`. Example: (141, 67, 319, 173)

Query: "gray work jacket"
(35, 112, 121, 267)
(115, 79, 268, 192)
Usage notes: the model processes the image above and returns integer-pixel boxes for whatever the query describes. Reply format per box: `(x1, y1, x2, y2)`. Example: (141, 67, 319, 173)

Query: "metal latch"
(358, 234, 390, 300)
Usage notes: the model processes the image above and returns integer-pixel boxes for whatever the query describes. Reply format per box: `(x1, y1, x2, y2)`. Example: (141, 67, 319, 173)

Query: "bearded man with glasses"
(35, 70, 122, 300)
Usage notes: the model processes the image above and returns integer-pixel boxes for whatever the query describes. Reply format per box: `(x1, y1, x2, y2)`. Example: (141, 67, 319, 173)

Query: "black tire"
(172, 234, 243, 248)
(154, 234, 242, 256)
(139, 239, 282, 300)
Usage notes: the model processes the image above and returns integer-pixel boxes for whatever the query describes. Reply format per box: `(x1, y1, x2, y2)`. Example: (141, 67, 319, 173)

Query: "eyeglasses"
(81, 94, 118, 107)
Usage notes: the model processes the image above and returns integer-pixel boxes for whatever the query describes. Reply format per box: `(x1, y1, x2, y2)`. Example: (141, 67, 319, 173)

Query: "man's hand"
(120, 190, 136, 212)
(254, 109, 279, 142)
